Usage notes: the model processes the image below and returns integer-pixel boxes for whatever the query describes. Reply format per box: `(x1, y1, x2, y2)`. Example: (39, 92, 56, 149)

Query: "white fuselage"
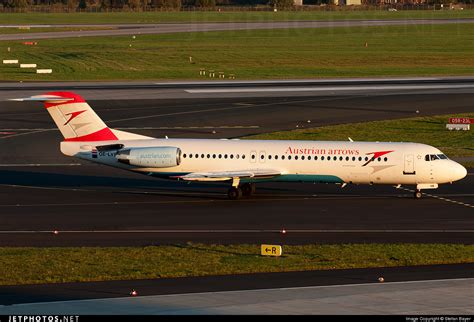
(60, 138, 467, 186)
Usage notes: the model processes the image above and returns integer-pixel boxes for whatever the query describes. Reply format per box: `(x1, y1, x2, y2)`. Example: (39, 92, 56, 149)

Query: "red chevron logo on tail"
(64, 110, 86, 125)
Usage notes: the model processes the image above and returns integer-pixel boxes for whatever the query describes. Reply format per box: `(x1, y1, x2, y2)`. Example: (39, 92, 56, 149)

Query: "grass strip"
(0, 8, 474, 25)
(246, 113, 474, 167)
(1, 10, 473, 24)
(1, 243, 473, 285)
(1, 24, 473, 81)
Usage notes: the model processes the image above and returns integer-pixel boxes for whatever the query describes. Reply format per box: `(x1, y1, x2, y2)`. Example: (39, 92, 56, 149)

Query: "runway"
(1, 263, 472, 309)
(0, 80, 472, 246)
(2, 19, 474, 41)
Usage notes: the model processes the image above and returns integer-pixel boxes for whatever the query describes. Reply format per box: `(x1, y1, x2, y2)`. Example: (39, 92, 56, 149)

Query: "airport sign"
(261, 244, 283, 257)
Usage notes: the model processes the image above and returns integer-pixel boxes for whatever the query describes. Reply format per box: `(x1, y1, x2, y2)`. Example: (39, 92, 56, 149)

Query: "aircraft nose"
(451, 162, 467, 181)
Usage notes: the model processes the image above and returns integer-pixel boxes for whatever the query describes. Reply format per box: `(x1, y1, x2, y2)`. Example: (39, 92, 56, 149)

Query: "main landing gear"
(227, 183, 256, 200)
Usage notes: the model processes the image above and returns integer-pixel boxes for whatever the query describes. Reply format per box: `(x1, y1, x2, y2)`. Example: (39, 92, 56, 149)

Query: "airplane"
(12, 92, 467, 200)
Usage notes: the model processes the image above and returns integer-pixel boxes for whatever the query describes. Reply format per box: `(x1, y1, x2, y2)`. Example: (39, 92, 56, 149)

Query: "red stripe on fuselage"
(362, 150, 394, 167)
(63, 127, 118, 142)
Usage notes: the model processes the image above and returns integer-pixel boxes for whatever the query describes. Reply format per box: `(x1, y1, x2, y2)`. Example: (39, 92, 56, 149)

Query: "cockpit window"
(425, 154, 448, 161)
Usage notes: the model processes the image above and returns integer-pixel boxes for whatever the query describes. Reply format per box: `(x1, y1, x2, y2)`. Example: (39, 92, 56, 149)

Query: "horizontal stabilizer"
(9, 95, 74, 103)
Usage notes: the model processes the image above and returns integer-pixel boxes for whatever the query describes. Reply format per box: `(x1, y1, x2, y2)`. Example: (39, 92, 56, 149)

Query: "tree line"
(0, 0, 304, 9)
(1, 0, 471, 9)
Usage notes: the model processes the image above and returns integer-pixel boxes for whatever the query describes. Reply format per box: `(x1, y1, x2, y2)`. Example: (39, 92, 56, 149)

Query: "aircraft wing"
(172, 169, 281, 182)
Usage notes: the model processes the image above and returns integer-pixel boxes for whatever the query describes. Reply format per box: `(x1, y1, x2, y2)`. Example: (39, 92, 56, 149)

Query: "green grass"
(1, 244, 473, 285)
(246, 113, 474, 167)
(0, 10, 473, 25)
(1, 23, 473, 81)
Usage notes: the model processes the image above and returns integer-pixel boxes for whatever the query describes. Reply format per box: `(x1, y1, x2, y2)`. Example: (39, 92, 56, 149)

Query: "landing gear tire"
(228, 187, 243, 200)
(241, 183, 256, 197)
(414, 190, 422, 199)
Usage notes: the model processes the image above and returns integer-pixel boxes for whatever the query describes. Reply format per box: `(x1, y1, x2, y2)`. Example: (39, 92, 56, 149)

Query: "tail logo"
(362, 150, 394, 167)
(64, 110, 87, 126)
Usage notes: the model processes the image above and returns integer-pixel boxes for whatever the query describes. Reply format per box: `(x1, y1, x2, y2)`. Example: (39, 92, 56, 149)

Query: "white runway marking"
(186, 84, 474, 94)
(396, 186, 474, 209)
(0, 129, 54, 140)
(1, 184, 472, 207)
(106, 95, 362, 124)
(0, 229, 472, 234)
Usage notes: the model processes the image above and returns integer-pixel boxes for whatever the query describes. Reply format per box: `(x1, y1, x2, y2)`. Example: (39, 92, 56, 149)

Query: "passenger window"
(365, 157, 368, 161)
(268, 155, 272, 160)
(288, 156, 292, 160)
(189, 154, 193, 158)
(352, 157, 355, 161)
(308, 156, 311, 161)
(236, 154, 239, 159)
(242, 155, 246, 159)
(314, 156, 318, 161)
(321, 156, 325, 160)
(425, 155, 430, 161)
(230, 154, 234, 159)
(339, 156, 343, 161)
(224, 154, 228, 159)
(275, 155, 278, 160)
(333, 156, 337, 161)
(251, 155, 255, 159)
(384, 157, 387, 162)
(195, 154, 199, 158)
(201, 154, 205, 158)
(219, 154, 222, 159)
(183, 154, 187, 158)
(213, 154, 216, 159)
(282, 156, 285, 160)
(346, 156, 349, 161)
(358, 157, 362, 161)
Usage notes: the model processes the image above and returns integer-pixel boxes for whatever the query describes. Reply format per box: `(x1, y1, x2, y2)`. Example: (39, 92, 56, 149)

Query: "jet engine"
(116, 147, 181, 168)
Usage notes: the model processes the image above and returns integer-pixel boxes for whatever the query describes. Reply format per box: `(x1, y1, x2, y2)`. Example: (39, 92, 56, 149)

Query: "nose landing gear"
(414, 189, 422, 199)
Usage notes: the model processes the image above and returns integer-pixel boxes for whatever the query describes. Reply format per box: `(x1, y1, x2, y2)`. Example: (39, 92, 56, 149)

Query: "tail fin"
(11, 92, 151, 142)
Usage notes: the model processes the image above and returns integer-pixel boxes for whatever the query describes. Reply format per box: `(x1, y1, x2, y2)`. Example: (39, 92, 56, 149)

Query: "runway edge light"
(261, 244, 283, 257)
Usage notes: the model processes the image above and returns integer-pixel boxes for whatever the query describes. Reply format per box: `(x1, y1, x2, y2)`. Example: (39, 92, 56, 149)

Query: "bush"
(269, 0, 294, 9)
(195, 0, 216, 8)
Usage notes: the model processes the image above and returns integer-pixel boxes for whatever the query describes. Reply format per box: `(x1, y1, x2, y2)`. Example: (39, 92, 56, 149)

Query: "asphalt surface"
(1, 263, 472, 305)
(0, 83, 473, 246)
(2, 19, 474, 40)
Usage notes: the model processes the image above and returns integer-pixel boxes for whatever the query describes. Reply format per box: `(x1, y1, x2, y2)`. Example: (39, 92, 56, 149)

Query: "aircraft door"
(403, 154, 416, 175)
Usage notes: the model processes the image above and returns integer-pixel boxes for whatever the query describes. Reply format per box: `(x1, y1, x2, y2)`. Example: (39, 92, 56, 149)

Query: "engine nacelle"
(116, 146, 181, 168)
